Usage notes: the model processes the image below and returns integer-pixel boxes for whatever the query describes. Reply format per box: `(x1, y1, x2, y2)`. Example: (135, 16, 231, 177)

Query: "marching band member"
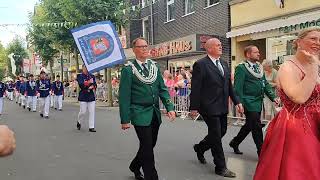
(19, 76, 27, 109)
(0, 80, 6, 115)
(6, 81, 14, 101)
(49, 76, 55, 108)
(76, 65, 97, 132)
(15, 76, 21, 104)
(52, 75, 64, 111)
(36, 71, 51, 119)
(26, 74, 37, 112)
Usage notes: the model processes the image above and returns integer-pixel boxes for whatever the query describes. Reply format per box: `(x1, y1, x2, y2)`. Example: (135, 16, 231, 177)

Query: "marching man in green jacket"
(229, 45, 279, 157)
(119, 37, 176, 180)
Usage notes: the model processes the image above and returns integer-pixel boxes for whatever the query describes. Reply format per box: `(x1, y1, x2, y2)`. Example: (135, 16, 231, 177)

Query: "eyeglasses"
(135, 45, 149, 49)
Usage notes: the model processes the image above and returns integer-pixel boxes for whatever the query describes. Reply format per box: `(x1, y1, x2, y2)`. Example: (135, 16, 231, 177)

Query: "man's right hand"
(190, 110, 199, 119)
(0, 125, 16, 157)
(121, 123, 131, 130)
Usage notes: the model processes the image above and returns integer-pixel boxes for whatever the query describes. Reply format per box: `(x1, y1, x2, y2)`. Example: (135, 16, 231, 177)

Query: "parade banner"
(71, 21, 126, 73)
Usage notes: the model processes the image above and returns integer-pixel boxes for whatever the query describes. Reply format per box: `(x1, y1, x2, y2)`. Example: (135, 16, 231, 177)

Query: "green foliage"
(28, 0, 133, 75)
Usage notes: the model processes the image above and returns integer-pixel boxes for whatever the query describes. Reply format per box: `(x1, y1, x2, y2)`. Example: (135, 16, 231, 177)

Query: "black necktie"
(141, 63, 149, 76)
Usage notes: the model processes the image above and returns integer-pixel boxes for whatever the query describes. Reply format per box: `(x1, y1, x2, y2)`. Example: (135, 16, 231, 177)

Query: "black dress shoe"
(76, 122, 81, 130)
(89, 128, 96, 132)
(28, 107, 31, 111)
(54, 108, 57, 110)
(229, 140, 243, 155)
(40, 113, 43, 117)
(23, 105, 26, 109)
(193, 144, 206, 164)
(129, 167, 144, 180)
(44, 116, 49, 119)
(58, 109, 62, 111)
(215, 168, 236, 178)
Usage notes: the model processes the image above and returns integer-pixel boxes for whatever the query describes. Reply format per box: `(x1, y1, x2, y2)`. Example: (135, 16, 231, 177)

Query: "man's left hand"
(274, 98, 280, 106)
(167, 111, 176, 122)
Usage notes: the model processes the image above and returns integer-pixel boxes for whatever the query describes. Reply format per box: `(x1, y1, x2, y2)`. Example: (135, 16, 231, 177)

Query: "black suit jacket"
(190, 56, 240, 116)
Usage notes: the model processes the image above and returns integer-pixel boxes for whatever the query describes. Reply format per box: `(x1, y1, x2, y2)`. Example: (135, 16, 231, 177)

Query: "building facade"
(228, 0, 320, 70)
(128, 0, 231, 72)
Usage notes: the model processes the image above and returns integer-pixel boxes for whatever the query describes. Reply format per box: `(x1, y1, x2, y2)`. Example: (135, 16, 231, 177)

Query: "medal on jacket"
(30, 81, 35, 90)
(57, 82, 61, 90)
(126, 59, 158, 84)
(244, 61, 263, 79)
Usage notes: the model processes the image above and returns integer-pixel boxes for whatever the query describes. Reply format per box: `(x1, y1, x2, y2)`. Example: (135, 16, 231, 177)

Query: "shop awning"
(226, 11, 320, 38)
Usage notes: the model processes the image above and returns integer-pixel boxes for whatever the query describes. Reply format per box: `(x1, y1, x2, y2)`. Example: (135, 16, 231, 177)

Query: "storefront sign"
(279, 18, 320, 33)
(150, 40, 192, 58)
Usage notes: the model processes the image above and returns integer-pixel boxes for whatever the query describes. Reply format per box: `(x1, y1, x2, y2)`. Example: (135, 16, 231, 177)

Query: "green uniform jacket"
(119, 60, 174, 126)
(234, 63, 276, 112)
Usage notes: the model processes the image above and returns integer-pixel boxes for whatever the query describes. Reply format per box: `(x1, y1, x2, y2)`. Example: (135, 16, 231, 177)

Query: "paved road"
(0, 100, 258, 180)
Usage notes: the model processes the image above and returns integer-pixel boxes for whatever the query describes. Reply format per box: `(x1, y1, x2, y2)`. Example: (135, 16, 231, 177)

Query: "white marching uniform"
(52, 81, 64, 110)
(0, 82, 6, 114)
(77, 73, 97, 129)
(36, 79, 51, 117)
(26, 80, 37, 111)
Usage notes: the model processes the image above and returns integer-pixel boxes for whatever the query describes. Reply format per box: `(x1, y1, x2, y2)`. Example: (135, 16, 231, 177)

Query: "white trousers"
(0, 97, 3, 114)
(50, 95, 55, 107)
(54, 95, 63, 110)
(15, 92, 20, 103)
(27, 96, 37, 111)
(39, 96, 50, 117)
(8, 92, 13, 101)
(20, 94, 26, 106)
(78, 101, 95, 129)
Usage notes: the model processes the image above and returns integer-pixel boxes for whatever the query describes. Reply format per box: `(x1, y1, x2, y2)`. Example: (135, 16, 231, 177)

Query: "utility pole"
(60, 52, 64, 81)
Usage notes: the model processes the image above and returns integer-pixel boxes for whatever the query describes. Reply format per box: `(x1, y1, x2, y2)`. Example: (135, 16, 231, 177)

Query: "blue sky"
(0, 0, 39, 46)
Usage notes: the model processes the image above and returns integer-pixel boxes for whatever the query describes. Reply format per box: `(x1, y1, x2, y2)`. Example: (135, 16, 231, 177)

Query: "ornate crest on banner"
(71, 21, 126, 73)
(274, 0, 284, 8)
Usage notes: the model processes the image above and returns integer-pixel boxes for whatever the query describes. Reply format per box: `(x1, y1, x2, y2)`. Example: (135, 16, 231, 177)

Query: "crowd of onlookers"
(63, 77, 120, 104)
(162, 60, 279, 121)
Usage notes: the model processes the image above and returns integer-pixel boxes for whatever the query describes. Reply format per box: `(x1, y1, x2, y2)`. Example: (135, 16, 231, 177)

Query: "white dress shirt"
(208, 55, 224, 75)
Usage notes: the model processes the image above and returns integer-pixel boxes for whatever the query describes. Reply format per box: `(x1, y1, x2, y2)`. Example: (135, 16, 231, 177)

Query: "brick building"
(127, 0, 232, 72)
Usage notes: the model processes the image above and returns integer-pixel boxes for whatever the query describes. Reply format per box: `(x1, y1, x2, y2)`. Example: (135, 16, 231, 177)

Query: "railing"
(160, 87, 278, 124)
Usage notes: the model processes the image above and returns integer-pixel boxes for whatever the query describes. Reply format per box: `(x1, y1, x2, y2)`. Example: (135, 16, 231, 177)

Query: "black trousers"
(232, 111, 263, 153)
(130, 112, 160, 180)
(196, 114, 228, 170)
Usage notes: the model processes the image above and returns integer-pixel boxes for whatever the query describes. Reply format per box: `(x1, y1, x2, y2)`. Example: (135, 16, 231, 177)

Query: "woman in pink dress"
(254, 28, 320, 180)
(165, 73, 176, 98)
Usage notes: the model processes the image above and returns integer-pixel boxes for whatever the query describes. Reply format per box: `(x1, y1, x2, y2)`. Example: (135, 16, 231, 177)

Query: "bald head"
(205, 38, 222, 58)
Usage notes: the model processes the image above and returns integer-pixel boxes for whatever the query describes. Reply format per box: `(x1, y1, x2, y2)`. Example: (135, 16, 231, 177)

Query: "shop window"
(167, 0, 175, 21)
(142, 17, 150, 43)
(184, 0, 195, 15)
(206, 0, 219, 7)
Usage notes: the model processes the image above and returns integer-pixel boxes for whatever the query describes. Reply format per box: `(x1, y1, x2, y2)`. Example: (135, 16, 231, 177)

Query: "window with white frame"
(184, 0, 195, 15)
(141, 0, 154, 8)
(206, 0, 219, 7)
(167, 0, 175, 21)
(142, 17, 150, 43)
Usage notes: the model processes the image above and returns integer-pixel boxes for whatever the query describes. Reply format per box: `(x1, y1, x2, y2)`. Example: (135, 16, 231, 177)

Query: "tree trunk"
(74, 48, 79, 74)
(73, 48, 81, 97)
(49, 59, 54, 78)
(107, 68, 113, 107)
